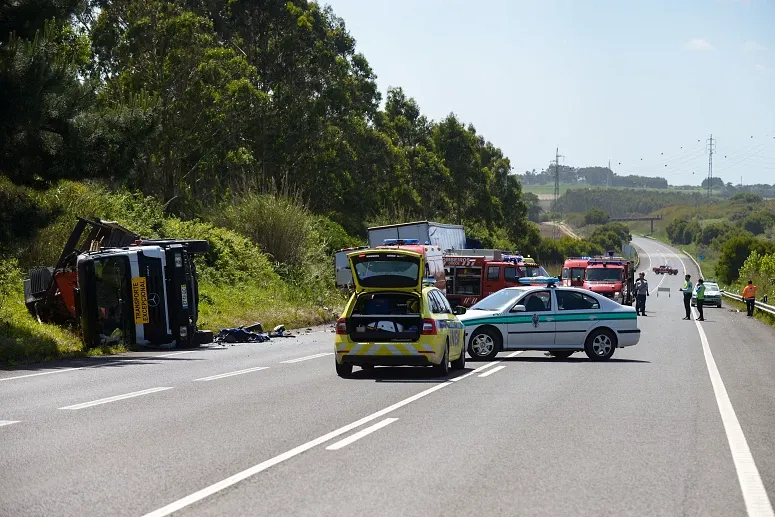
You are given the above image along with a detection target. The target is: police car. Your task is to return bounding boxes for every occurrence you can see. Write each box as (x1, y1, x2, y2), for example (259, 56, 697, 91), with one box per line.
(458, 281, 640, 361)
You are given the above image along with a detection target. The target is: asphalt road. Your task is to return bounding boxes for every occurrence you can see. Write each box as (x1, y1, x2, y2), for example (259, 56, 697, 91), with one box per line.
(2, 238, 775, 517)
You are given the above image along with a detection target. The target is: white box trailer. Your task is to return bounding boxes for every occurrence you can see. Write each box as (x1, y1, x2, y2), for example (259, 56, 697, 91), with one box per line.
(367, 221, 466, 251)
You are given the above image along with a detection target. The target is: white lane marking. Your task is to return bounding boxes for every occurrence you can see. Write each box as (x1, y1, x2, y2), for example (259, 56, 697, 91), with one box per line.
(193, 366, 269, 382)
(141, 360, 499, 517)
(59, 387, 173, 410)
(156, 351, 198, 358)
(0, 367, 84, 382)
(692, 307, 775, 517)
(449, 360, 501, 382)
(0, 420, 21, 427)
(478, 365, 506, 378)
(280, 352, 334, 364)
(325, 418, 399, 451)
(505, 351, 523, 358)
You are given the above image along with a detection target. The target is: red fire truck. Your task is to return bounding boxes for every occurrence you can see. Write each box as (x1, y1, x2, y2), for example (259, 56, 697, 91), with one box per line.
(444, 250, 553, 307)
(561, 257, 590, 287)
(582, 253, 635, 305)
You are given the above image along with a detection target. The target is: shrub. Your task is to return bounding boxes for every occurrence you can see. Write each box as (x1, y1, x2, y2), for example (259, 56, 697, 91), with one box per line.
(716, 235, 775, 285)
(583, 207, 610, 225)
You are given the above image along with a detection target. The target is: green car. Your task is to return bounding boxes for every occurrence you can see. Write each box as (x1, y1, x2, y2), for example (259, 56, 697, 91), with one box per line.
(691, 281, 722, 308)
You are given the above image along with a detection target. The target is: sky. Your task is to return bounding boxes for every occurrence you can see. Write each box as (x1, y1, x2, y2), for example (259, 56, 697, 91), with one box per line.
(322, 0, 775, 185)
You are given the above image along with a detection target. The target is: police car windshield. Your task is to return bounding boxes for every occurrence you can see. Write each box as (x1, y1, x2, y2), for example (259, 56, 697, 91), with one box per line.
(470, 289, 523, 311)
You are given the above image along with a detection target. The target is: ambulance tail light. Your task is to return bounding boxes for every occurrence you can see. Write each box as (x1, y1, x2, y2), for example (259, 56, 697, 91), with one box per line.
(421, 319, 437, 335)
(336, 318, 348, 335)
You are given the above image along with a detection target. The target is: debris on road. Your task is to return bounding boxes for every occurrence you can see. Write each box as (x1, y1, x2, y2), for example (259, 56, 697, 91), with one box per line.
(212, 323, 295, 345)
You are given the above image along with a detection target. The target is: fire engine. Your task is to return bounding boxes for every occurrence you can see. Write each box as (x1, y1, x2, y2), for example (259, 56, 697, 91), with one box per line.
(561, 257, 590, 287)
(582, 252, 635, 305)
(444, 250, 554, 307)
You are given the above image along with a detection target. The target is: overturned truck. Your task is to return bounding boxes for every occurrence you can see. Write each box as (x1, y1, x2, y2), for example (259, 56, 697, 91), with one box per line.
(23, 217, 213, 349)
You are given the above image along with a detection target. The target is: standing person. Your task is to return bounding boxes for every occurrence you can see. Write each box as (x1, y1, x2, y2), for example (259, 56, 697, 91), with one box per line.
(680, 274, 693, 320)
(695, 278, 706, 321)
(634, 272, 649, 316)
(742, 280, 758, 317)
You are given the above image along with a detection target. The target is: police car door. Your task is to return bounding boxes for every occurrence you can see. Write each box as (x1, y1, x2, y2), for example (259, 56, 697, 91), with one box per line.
(506, 290, 556, 348)
(553, 289, 601, 347)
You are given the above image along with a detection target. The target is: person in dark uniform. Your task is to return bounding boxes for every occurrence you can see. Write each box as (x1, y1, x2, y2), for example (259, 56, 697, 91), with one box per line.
(680, 274, 693, 320)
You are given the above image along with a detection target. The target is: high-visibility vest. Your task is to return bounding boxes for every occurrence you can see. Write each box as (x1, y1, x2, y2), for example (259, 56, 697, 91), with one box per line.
(742, 285, 757, 299)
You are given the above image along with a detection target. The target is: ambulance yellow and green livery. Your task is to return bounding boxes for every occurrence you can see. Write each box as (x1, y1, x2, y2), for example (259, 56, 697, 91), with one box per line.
(334, 248, 466, 378)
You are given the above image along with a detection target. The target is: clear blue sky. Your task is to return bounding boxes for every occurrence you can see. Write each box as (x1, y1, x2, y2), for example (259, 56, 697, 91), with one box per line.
(323, 0, 775, 186)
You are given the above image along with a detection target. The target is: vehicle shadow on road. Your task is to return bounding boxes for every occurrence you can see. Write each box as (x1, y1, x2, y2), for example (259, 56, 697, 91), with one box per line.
(348, 366, 479, 383)
(467, 357, 651, 364)
(0, 355, 204, 375)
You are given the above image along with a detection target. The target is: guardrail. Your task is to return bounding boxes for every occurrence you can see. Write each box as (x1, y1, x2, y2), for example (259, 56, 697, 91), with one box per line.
(682, 250, 775, 317)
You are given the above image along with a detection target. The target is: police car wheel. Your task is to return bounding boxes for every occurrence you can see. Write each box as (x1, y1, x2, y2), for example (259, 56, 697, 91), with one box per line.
(336, 361, 353, 378)
(584, 329, 617, 361)
(434, 343, 450, 376)
(468, 328, 501, 361)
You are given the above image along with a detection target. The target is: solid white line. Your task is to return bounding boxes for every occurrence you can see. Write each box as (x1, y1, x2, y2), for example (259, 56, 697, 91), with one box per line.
(156, 351, 198, 358)
(0, 367, 83, 382)
(505, 351, 523, 358)
(655, 240, 775, 516)
(449, 360, 501, 382)
(325, 418, 399, 451)
(193, 366, 269, 382)
(692, 308, 775, 517)
(478, 365, 506, 378)
(280, 352, 334, 364)
(59, 387, 173, 410)
(0, 420, 21, 427)
(141, 360, 500, 517)
(649, 250, 670, 294)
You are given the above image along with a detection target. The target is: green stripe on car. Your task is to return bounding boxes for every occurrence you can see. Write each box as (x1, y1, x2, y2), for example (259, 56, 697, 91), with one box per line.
(462, 311, 636, 326)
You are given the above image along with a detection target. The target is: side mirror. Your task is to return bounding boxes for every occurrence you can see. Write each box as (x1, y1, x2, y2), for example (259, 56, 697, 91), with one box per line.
(511, 304, 527, 313)
(454, 306, 467, 316)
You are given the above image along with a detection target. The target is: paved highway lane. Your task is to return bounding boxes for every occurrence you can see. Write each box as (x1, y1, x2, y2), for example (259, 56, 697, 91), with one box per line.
(2, 240, 775, 517)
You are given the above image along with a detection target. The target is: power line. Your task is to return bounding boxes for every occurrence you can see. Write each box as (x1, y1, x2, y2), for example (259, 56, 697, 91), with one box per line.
(552, 147, 564, 239)
(706, 134, 715, 204)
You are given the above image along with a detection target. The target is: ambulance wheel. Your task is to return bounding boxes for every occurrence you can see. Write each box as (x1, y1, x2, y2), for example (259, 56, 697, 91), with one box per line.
(468, 327, 501, 361)
(584, 329, 617, 361)
(433, 343, 450, 376)
(549, 351, 574, 359)
(336, 361, 353, 378)
(450, 341, 466, 370)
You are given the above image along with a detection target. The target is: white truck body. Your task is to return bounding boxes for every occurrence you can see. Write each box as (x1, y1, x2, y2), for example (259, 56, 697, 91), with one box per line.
(366, 221, 466, 251)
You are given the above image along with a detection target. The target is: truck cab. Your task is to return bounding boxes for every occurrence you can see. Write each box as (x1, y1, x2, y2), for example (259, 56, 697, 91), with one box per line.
(444, 250, 553, 307)
(582, 254, 634, 306)
(562, 257, 590, 287)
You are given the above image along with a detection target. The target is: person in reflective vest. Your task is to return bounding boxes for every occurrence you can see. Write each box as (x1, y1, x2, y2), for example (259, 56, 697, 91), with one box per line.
(742, 280, 758, 317)
(694, 279, 706, 321)
(680, 274, 693, 320)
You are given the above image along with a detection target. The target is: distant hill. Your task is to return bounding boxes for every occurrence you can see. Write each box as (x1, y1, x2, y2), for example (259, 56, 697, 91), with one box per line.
(517, 166, 668, 189)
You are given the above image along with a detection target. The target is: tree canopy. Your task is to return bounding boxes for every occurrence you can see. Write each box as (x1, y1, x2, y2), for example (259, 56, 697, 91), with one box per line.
(0, 0, 534, 246)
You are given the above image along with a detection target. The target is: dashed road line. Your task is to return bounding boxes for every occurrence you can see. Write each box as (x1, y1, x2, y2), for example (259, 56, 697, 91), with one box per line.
(0, 367, 84, 382)
(156, 351, 199, 358)
(193, 366, 269, 382)
(450, 360, 500, 382)
(325, 418, 399, 451)
(505, 351, 523, 358)
(0, 420, 21, 427)
(141, 360, 500, 517)
(59, 387, 173, 410)
(478, 365, 506, 378)
(280, 352, 334, 364)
